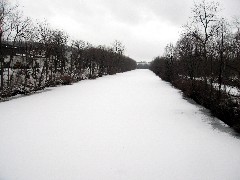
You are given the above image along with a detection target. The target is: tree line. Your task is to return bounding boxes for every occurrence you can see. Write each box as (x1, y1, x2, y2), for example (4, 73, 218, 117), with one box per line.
(150, 0, 240, 132)
(136, 61, 150, 69)
(0, 0, 136, 99)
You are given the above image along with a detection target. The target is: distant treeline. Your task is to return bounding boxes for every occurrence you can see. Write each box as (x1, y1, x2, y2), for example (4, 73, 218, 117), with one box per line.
(137, 62, 150, 69)
(0, 0, 136, 99)
(150, 0, 240, 132)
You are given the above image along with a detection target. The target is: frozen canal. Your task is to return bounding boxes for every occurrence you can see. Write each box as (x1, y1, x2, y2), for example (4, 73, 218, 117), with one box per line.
(0, 69, 240, 180)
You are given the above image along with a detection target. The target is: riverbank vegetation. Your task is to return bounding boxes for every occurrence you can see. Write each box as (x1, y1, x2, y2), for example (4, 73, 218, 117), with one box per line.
(0, 0, 136, 100)
(150, 0, 240, 132)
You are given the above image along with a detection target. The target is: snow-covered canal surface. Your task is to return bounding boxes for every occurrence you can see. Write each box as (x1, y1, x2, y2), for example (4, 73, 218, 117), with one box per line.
(1, 69, 240, 180)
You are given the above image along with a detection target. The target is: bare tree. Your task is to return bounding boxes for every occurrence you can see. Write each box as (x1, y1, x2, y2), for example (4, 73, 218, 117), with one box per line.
(0, 0, 17, 90)
(191, 0, 220, 83)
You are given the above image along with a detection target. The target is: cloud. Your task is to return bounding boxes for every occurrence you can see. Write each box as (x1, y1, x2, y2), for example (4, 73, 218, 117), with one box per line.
(221, 0, 240, 19)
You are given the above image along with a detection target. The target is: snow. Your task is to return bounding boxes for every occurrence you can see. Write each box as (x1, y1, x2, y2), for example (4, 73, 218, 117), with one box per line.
(181, 75, 240, 97)
(212, 83, 240, 96)
(0, 69, 240, 180)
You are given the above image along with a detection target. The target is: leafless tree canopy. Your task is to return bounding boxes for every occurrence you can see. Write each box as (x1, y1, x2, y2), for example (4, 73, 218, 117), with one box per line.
(150, 0, 240, 132)
(0, 0, 136, 98)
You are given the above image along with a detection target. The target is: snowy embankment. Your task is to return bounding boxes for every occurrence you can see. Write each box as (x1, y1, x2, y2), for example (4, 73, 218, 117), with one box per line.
(212, 83, 240, 96)
(182, 76, 240, 96)
(0, 69, 240, 180)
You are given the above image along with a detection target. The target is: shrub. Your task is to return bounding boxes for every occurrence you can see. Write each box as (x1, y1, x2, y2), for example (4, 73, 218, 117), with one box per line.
(60, 75, 72, 85)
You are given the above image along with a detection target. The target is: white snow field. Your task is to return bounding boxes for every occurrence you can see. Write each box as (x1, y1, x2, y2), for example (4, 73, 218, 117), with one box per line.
(1, 69, 240, 180)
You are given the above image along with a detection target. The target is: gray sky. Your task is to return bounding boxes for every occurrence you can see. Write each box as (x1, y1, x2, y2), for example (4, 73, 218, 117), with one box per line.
(16, 0, 240, 62)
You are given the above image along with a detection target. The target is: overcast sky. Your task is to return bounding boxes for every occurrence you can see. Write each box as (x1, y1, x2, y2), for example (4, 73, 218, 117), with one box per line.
(16, 0, 240, 62)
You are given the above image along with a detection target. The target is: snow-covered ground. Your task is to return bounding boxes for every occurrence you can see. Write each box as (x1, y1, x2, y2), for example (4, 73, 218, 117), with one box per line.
(0, 69, 240, 180)
(181, 76, 240, 97)
(212, 83, 240, 96)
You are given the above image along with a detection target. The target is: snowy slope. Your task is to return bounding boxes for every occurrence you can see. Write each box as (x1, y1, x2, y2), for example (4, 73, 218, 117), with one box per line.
(0, 69, 240, 180)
